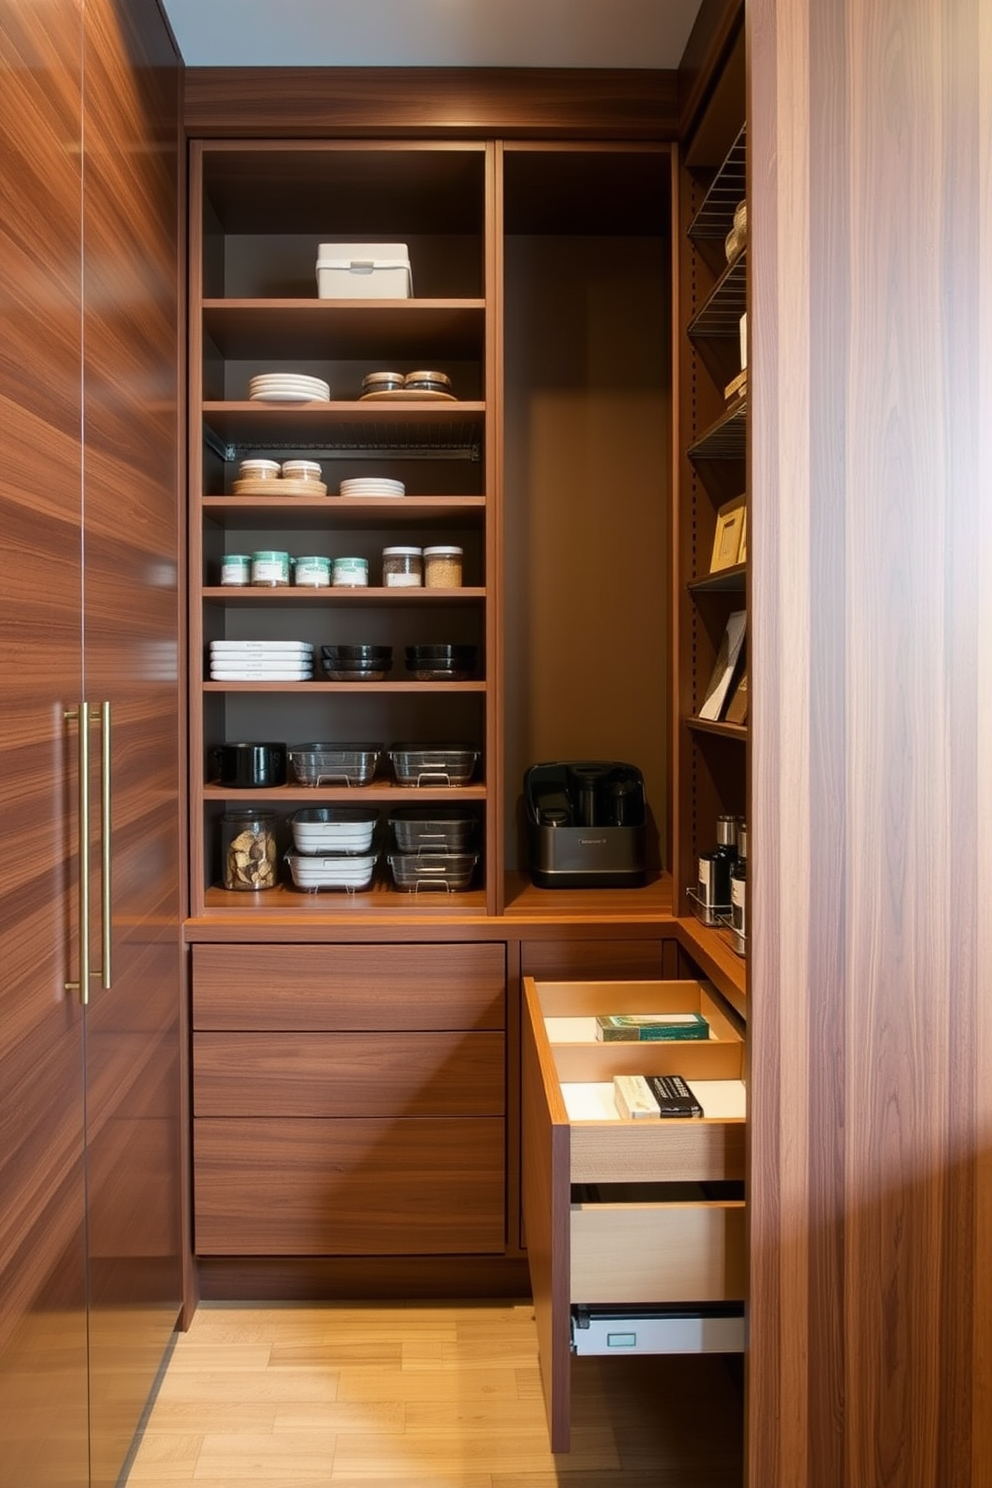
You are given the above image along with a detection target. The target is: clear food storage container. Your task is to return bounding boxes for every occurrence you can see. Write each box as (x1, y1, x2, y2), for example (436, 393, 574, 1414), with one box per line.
(287, 743, 382, 788)
(388, 806, 478, 853)
(388, 744, 479, 788)
(387, 851, 478, 892)
(423, 546, 463, 587)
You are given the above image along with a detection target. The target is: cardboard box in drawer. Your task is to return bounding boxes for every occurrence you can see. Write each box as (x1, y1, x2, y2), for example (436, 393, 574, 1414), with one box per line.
(316, 242, 413, 298)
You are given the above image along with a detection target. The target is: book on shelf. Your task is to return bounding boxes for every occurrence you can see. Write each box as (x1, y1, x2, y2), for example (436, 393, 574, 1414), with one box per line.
(724, 368, 748, 402)
(613, 1074, 661, 1120)
(698, 610, 747, 721)
(724, 664, 749, 725)
(596, 1012, 710, 1042)
(613, 1073, 704, 1120)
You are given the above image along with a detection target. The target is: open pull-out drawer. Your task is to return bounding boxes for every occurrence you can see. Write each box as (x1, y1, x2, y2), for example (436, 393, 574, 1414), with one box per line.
(521, 976, 746, 1453)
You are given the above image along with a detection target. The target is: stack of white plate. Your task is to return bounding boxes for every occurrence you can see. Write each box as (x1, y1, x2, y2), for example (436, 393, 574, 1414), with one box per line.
(209, 640, 314, 681)
(338, 477, 406, 498)
(248, 373, 330, 403)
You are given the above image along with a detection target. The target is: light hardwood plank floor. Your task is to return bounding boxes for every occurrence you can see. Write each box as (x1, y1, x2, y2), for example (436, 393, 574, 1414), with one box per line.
(126, 1301, 743, 1487)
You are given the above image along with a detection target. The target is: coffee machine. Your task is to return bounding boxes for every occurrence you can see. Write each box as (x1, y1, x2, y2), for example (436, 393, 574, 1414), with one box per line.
(523, 760, 647, 888)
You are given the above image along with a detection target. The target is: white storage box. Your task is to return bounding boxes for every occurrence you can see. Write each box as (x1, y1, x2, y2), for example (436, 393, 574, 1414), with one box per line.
(316, 242, 412, 299)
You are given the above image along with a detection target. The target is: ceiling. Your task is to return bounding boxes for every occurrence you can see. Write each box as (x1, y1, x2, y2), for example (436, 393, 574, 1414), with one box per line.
(159, 0, 705, 70)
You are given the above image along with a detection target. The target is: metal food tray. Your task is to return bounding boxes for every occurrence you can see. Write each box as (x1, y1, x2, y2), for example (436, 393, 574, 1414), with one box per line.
(387, 851, 478, 892)
(287, 744, 382, 788)
(387, 745, 479, 788)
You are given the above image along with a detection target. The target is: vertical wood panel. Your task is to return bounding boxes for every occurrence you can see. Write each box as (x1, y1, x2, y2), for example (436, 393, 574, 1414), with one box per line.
(748, 0, 992, 1484)
(0, 3, 88, 1484)
(81, 0, 182, 1483)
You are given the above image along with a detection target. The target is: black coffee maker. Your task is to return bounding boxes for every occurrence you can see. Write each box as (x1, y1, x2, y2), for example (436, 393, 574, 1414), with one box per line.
(523, 760, 647, 888)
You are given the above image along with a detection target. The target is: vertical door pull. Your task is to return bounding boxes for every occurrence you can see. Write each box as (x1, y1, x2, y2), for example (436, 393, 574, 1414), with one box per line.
(64, 702, 91, 1004)
(98, 700, 112, 989)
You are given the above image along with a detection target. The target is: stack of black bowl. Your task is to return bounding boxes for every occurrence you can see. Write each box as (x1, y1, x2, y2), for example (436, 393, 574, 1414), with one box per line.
(321, 644, 393, 681)
(405, 644, 477, 681)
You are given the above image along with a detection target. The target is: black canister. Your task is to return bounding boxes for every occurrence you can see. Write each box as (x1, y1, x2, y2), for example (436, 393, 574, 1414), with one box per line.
(212, 741, 287, 788)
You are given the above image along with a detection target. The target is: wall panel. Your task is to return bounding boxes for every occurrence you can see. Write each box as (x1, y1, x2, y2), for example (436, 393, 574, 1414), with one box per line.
(747, 1, 992, 1484)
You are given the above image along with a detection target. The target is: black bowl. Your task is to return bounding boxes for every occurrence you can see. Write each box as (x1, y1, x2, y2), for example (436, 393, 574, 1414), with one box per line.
(322, 643, 393, 663)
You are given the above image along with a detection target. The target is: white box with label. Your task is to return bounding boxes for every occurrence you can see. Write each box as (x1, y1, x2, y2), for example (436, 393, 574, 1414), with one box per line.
(316, 242, 413, 299)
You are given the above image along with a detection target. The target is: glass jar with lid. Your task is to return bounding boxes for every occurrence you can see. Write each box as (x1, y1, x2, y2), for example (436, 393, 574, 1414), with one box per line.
(382, 546, 423, 587)
(423, 545, 463, 588)
(220, 809, 278, 891)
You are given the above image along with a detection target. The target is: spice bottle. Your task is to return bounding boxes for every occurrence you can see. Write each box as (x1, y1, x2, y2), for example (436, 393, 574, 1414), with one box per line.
(251, 550, 291, 587)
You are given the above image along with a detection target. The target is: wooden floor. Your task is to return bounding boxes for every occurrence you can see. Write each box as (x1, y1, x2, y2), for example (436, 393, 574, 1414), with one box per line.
(125, 1300, 743, 1486)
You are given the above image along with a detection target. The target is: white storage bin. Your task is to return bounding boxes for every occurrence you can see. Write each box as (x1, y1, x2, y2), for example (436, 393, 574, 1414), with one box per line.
(316, 242, 413, 299)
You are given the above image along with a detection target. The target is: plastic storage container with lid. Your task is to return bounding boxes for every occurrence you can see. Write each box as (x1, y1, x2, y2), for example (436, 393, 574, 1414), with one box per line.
(281, 460, 324, 482)
(293, 555, 331, 587)
(382, 546, 423, 587)
(423, 546, 463, 587)
(221, 553, 252, 586)
(316, 243, 412, 300)
(332, 556, 369, 588)
(238, 458, 280, 481)
(251, 550, 291, 586)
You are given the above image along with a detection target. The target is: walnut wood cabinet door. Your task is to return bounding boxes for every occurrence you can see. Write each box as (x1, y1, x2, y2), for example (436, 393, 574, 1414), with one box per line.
(80, 1, 183, 1483)
(0, 5, 89, 1484)
(0, 1, 182, 1485)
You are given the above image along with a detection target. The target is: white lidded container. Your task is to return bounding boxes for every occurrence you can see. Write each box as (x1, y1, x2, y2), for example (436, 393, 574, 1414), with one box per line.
(316, 243, 413, 299)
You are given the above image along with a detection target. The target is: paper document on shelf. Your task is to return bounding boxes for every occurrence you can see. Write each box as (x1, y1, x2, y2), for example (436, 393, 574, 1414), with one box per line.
(698, 610, 746, 721)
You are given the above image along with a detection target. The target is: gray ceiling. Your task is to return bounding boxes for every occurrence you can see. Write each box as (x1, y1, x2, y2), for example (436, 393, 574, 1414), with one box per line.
(159, 0, 704, 69)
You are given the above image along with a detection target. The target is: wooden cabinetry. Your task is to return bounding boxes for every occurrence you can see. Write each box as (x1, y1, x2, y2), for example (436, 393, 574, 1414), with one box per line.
(191, 943, 506, 1255)
(674, 18, 748, 996)
(521, 974, 745, 1451)
(189, 141, 499, 916)
(0, 1, 184, 1483)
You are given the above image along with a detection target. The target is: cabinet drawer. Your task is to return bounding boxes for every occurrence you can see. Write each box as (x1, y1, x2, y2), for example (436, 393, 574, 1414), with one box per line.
(194, 1116, 505, 1255)
(192, 942, 505, 1031)
(570, 1197, 745, 1304)
(193, 1031, 505, 1117)
(521, 974, 746, 1453)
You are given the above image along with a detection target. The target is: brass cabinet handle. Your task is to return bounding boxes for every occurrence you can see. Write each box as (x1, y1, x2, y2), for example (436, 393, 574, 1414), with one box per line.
(64, 702, 92, 1004)
(98, 700, 112, 990)
(64, 700, 112, 1002)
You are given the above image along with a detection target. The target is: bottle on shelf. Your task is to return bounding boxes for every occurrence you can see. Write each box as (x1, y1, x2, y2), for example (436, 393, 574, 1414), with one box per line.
(730, 819, 747, 955)
(696, 813, 738, 927)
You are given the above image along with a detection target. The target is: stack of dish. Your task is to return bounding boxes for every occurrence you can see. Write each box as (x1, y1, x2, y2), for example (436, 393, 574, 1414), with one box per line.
(287, 743, 382, 788)
(209, 640, 313, 681)
(405, 644, 477, 681)
(338, 477, 405, 498)
(248, 373, 330, 403)
(320, 644, 393, 681)
(284, 806, 380, 893)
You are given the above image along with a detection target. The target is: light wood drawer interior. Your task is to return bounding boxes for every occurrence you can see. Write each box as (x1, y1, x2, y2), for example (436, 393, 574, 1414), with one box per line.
(570, 1194, 746, 1304)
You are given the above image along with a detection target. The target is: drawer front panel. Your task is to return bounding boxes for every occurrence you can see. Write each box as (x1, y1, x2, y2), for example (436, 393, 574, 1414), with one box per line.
(570, 1120, 746, 1185)
(520, 939, 679, 982)
(570, 1201, 746, 1304)
(194, 1116, 505, 1255)
(192, 942, 506, 1031)
(194, 1031, 505, 1117)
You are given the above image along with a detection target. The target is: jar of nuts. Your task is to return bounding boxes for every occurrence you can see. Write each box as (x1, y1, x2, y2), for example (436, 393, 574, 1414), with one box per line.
(423, 545, 463, 588)
(220, 809, 279, 891)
